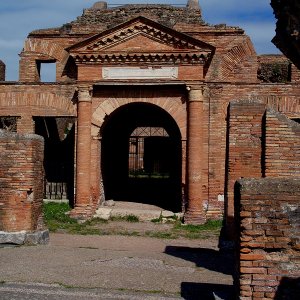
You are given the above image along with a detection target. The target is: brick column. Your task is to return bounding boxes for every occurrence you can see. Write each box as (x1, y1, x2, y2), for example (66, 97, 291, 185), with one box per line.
(184, 85, 206, 224)
(71, 85, 93, 218)
(90, 135, 105, 208)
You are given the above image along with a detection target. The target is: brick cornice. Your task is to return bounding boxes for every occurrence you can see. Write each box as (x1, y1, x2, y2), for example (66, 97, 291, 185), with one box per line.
(73, 52, 208, 65)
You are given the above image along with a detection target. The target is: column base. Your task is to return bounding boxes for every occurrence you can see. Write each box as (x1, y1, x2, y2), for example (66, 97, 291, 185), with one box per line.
(69, 205, 95, 220)
(184, 209, 206, 225)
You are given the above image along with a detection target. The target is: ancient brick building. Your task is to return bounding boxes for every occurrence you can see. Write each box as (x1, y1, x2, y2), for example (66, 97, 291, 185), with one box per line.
(0, 0, 300, 231)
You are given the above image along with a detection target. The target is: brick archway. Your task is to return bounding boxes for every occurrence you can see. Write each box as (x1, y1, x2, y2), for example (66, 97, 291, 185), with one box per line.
(99, 101, 183, 211)
(92, 92, 186, 140)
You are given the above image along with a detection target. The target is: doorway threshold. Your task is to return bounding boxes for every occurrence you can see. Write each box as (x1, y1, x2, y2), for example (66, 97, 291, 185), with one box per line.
(94, 201, 183, 222)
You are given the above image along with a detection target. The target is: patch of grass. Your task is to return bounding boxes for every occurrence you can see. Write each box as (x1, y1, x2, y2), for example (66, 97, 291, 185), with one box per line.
(110, 214, 139, 223)
(118, 231, 140, 237)
(174, 219, 222, 232)
(145, 231, 174, 239)
(43, 202, 76, 224)
(151, 211, 163, 223)
(55, 282, 76, 289)
(125, 214, 139, 222)
(43, 202, 84, 233)
(43, 202, 222, 239)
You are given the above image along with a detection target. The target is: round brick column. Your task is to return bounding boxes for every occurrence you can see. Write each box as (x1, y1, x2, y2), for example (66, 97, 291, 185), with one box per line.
(71, 85, 93, 218)
(184, 86, 206, 224)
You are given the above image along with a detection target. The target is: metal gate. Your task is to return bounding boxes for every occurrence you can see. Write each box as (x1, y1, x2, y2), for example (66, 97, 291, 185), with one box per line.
(128, 127, 170, 178)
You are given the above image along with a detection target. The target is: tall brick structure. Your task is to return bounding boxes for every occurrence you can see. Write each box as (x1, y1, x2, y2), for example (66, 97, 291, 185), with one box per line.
(0, 130, 49, 244)
(0, 0, 300, 227)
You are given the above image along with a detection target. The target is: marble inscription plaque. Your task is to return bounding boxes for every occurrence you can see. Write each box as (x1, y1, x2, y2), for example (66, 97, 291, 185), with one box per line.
(102, 67, 178, 79)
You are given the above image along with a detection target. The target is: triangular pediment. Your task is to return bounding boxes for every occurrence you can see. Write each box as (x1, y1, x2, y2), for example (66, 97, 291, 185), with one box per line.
(98, 33, 177, 52)
(67, 16, 214, 64)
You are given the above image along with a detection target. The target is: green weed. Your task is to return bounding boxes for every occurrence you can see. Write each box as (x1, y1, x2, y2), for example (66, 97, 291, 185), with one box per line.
(110, 214, 139, 223)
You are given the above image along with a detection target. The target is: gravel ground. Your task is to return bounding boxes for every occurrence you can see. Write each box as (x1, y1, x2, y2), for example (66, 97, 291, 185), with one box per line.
(0, 231, 235, 299)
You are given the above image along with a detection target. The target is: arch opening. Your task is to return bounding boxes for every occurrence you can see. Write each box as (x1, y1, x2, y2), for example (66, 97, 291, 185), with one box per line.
(101, 102, 182, 212)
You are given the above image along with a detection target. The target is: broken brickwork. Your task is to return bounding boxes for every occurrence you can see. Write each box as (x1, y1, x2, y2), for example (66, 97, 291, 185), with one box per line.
(235, 178, 300, 299)
(226, 102, 300, 233)
(0, 130, 44, 232)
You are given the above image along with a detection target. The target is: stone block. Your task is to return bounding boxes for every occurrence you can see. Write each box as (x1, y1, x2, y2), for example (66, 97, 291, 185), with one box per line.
(0, 231, 26, 245)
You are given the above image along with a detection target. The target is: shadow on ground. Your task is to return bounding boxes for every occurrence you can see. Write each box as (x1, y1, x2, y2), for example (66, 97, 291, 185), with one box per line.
(165, 246, 234, 275)
(165, 246, 235, 300)
(181, 282, 235, 300)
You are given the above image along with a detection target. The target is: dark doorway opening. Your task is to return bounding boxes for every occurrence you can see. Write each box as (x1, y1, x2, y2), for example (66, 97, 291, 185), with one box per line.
(101, 102, 182, 212)
(34, 117, 75, 206)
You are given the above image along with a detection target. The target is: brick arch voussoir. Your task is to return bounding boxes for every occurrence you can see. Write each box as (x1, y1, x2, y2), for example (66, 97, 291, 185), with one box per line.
(24, 39, 69, 63)
(0, 92, 76, 116)
(92, 97, 186, 138)
(220, 37, 256, 80)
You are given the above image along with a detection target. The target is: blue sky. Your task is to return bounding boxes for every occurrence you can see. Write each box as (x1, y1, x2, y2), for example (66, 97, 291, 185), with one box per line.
(0, 0, 279, 81)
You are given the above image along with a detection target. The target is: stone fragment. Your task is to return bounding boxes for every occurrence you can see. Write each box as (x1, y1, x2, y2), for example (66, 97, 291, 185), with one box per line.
(0, 231, 26, 245)
(94, 207, 112, 220)
(103, 200, 115, 207)
(25, 230, 50, 245)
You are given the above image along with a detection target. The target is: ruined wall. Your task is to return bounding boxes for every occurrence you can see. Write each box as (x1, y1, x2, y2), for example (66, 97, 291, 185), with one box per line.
(265, 109, 300, 178)
(68, 4, 204, 33)
(271, 0, 300, 69)
(0, 130, 44, 232)
(235, 178, 300, 299)
(0, 60, 5, 81)
(207, 83, 300, 218)
(225, 100, 265, 233)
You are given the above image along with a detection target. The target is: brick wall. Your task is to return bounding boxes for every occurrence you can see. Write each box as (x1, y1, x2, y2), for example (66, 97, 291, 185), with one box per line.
(226, 100, 265, 231)
(265, 109, 300, 177)
(206, 83, 300, 220)
(0, 130, 45, 232)
(235, 178, 300, 299)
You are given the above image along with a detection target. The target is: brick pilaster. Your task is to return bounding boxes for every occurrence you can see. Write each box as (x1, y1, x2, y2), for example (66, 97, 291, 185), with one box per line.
(184, 85, 206, 224)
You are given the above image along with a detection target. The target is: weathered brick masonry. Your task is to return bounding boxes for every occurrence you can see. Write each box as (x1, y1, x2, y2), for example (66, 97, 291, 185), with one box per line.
(265, 109, 300, 177)
(235, 178, 300, 299)
(224, 96, 300, 229)
(0, 1, 300, 230)
(0, 130, 44, 232)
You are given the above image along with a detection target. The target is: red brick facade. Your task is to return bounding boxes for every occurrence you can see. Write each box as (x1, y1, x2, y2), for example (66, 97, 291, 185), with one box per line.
(0, 2, 300, 227)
